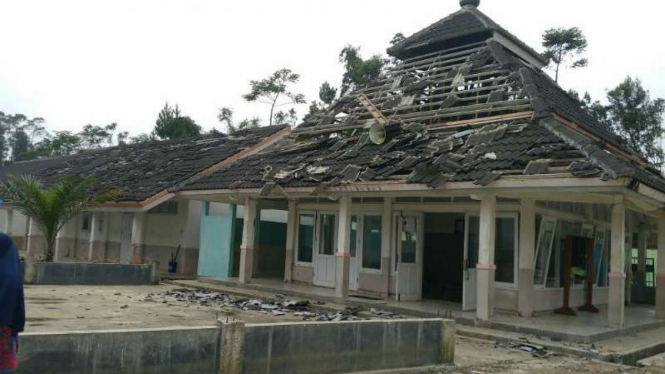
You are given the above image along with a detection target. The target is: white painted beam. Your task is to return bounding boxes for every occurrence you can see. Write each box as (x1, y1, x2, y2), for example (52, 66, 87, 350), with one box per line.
(239, 198, 257, 284)
(518, 198, 535, 318)
(283, 200, 297, 282)
(477, 194, 496, 321)
(609, 202, 626, 328)
(335, 196, 352, 298)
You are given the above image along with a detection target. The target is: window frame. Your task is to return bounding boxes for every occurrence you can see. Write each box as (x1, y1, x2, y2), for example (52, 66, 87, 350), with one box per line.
(533, 216, 558, 289)
(359, 213, 383, 274)
(466, 211, 519, 289)
(316, 211, 338, 257)
(295, 211, 316, 267)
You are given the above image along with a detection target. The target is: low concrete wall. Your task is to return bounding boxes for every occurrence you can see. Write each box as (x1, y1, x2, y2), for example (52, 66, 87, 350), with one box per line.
(17, 319, 454, 374)
(24, 262, 158, 285)
(17, 327, 219, 374)
(242, 319, 454, 374)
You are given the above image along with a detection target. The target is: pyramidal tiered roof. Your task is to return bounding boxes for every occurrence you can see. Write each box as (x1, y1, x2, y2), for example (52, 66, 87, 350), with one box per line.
(178, 1, 665, 195)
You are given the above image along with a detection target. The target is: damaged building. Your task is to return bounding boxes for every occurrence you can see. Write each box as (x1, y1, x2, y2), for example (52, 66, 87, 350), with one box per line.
(0, 125, 289, 275)
(175, 0, 665, 328)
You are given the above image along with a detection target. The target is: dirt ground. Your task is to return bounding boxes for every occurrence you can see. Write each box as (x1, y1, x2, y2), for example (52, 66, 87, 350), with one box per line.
(24, 285, 665, 374)
(24, 284, 314, 332)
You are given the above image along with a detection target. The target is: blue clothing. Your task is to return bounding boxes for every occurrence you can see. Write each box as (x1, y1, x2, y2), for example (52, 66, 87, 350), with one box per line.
(0, 233, 24, 336)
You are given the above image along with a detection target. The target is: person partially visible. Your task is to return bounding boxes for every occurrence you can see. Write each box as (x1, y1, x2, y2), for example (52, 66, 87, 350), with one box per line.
(0, 233, 24, 373)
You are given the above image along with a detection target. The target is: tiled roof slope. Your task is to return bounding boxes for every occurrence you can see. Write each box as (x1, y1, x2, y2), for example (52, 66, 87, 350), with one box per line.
(179, 39, 665, 195)
(180, 119, 590, 192)
(0, 125, 286, 202)
(387, 7, 547, 65)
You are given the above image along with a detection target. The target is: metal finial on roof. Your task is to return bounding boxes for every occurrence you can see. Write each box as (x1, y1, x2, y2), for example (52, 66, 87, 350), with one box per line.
(460, 0, 480, 9)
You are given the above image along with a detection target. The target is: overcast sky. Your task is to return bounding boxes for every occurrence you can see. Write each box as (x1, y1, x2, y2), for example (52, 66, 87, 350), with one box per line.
(1, 0, 663, 136)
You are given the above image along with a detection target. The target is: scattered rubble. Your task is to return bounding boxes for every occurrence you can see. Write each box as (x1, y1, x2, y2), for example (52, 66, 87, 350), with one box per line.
(153, 288, 403, 322)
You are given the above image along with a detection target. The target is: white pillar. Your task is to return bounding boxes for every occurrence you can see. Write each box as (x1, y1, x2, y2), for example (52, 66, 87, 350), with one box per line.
(26, 218, 36, 258)
(284, 200, 297, 282)
(656, 213, 665, 318)
(335, 196, 352, 298)
(381, 197, 394, 298)
(4, 209, 13, 236)
(130, 212, 145, 264)
(54, 223, 66, 262)
(88, 213, 100, 262)
(609, 202, 626, 328)
(518, 198, 536, 318)
(239, 198, 257, 284)
(477, 194, 496, 321)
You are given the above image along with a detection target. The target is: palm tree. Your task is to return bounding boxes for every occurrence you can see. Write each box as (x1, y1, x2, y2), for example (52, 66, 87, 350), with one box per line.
(0, 175, 115, 261)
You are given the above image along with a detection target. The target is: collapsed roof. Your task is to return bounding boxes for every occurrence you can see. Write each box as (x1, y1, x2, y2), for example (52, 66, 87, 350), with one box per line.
(178, 2, 665, 196)
(0, 125, 287, 203)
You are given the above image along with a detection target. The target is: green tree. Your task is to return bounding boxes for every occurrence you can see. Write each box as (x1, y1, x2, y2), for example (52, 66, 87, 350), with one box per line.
(542, 27, 588, 83)
(242, 68, 306, 126)
(0, 175, 115, 261)
(319, 82, 337, 105)
(339, 45, 387, 93)
(80, 123, 118, 148)
(217, 107, 262, 134)
(273, 108, 298, 126)
(605, 77, 665, 165)
(154, 103, 201, 140)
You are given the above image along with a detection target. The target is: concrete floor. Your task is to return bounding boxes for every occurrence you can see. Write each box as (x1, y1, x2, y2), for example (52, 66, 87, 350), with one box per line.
(24, 284, 321, 332)
(209, 277, 663, 340)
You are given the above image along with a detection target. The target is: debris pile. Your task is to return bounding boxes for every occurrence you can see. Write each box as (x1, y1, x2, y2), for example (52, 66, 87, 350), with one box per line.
(151, 288, 403, 322)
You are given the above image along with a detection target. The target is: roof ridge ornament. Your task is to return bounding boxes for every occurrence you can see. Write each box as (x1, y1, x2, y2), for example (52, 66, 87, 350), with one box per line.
(460, 0, 480, 9)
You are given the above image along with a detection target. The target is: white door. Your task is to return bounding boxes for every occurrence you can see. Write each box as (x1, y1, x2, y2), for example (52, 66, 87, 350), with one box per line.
(314, 213, 337, 288)
(349, 215, 360, 291)
(119, 213, 133, 264)
(396, 213, 423, 301)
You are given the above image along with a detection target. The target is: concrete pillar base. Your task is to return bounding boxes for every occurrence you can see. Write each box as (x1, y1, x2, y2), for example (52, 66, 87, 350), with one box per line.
(88, 241, 106, 263)
(284, 250, 294, 282)
(657, 275, 665, 319)
(335, 254, 351, 298)
(609, 273, 626, 328)
(440, 319, 456, 364)
(476, 268, 495, 321)
(381, 256, 391, 298)
(218, 320, 245, 374)
(239, 246, 254, 284)
(517, 268, 534, 318)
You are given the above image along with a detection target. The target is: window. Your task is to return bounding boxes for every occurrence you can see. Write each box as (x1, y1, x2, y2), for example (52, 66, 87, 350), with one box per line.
(400, 216, 417, 264)
(149, 201, 178, 215)
(594, 229, 609, 287)
(495, 217, 516, 284)
(318, 214, 336, 256)
(297, 214, 315, 263)
(534, 217, 557, 286)
(362, 215, 382, 270)
(466, 214, 517, 285)
(81, 213, 92, 231)
(350, 215, 358, 257)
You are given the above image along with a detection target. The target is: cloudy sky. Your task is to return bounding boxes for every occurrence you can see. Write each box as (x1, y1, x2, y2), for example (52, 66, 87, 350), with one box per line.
(0, 0, 663, 136)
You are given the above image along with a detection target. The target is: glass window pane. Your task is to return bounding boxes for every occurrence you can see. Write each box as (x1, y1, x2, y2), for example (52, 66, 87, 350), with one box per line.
(495, 217, 516, 283)
(362, 215, 382, 269)
(350, 215, 358, 257)
(534, 218, 556, 285)
(467, 216, 479, 268)
(319, 214, 336, 255)
(401, 216, 417, 264)
(297, 214, 314, 263)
